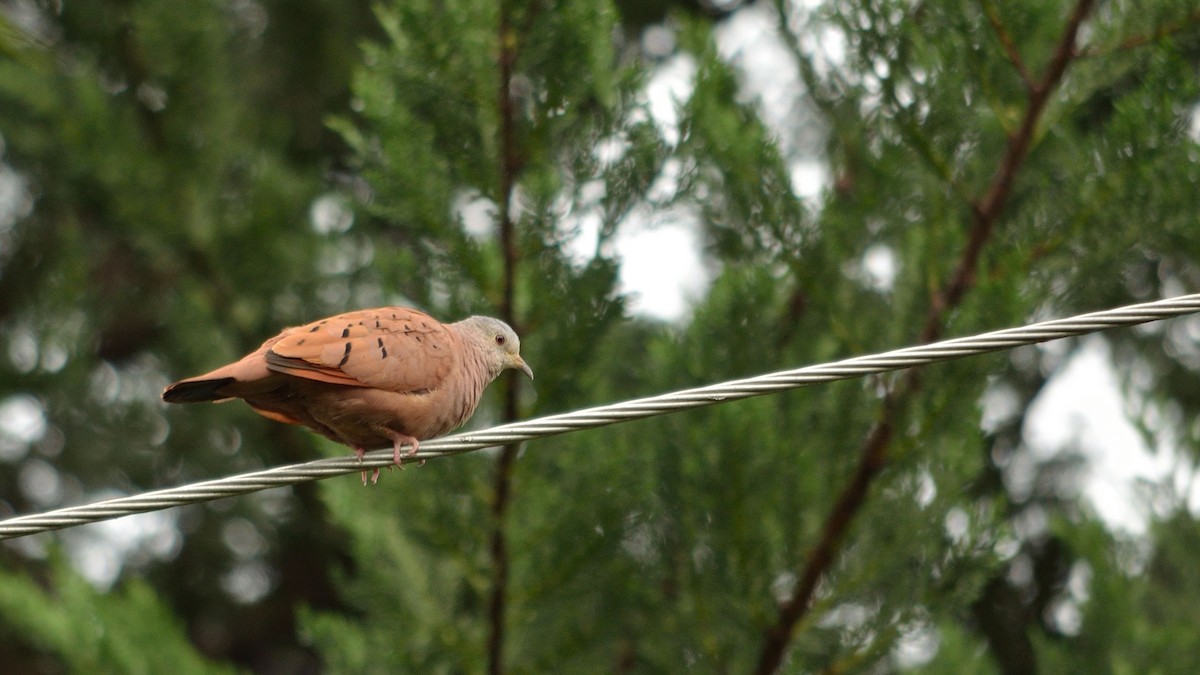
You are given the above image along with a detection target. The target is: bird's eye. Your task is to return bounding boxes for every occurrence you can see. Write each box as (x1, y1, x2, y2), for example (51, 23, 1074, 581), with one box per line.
(495, 334, 506, 346)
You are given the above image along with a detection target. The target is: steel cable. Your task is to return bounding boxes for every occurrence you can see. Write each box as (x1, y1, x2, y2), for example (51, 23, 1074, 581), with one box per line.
(2, 293, 1197, 539)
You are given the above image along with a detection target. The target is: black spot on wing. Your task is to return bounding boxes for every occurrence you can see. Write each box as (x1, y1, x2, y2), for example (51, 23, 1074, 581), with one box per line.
(338, 342, 352, 367)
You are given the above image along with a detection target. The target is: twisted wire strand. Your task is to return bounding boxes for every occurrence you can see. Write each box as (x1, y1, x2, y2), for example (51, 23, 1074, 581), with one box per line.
(2, 293, 1198, 540)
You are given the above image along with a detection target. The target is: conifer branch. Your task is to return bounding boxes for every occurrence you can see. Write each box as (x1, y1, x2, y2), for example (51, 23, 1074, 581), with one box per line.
(754, 2, 1097, 671)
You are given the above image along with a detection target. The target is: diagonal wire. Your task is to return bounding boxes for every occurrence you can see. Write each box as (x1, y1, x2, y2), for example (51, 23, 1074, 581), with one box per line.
(2, 293, 1198, 540)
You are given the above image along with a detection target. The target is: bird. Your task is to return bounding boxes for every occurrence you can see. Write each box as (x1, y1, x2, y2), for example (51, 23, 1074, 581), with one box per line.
(162, 307, 532, 483)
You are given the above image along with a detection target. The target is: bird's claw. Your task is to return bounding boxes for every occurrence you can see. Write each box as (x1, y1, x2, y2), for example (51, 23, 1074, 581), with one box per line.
(355, 438, 421, 486)
(391, 438, 420, 470)
(354, 447, 381, 486)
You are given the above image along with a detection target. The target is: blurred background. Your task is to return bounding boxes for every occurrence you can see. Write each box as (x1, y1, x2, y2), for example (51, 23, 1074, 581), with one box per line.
(2, 0, 1200, 672)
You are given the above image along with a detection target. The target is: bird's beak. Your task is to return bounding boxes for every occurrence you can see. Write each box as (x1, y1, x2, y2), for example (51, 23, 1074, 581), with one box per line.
(511, 355, 534, 380)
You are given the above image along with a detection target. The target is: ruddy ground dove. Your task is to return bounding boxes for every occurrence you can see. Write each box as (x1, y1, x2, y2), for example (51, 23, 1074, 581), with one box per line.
(162, 307, 532, 482)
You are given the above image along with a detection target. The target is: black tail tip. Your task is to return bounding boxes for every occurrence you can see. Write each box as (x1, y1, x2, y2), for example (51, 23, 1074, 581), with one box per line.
(162, 377, 235, 404)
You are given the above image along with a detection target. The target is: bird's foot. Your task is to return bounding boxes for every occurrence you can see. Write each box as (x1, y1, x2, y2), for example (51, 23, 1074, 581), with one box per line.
(392, 436, 420, 467)
(357, 433, 422, 485)
(381, 436, 423, 475)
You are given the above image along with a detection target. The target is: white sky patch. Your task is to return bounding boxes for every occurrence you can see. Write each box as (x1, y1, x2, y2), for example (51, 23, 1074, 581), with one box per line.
(309, 193, 354, 234)
(0, 134, 34, 237)
(860, 243, 897, 292)
(560, 181, 607, 265)
(714, 4, 803, 137)
(63, 506, 181, 589)
(19, 458, 62, 507)
(605, 54, 708, 321)
(613, 8, 835, 321)
(893, 614, 939, 669)
(593, 135, 630, 167)
(0, 394, 46, 457)
(563, 210, 603, 264)
(454, 191, 497, 239)
(794, 11, 848, 81)
(221, 559, 276, 604)
(1024, 338, 1173, 534)
(645, 54, 697, 146)
(0, 164, 31, 234)
(790, 159, 828, 200)
(614, 220, 706, 321)
(641, 23, 676, 59)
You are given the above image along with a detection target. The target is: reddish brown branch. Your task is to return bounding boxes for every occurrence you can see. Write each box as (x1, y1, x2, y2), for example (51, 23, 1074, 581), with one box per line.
(487, 3, 523, 673)
(753, 2, 1095, 671)
(755, 407, 895, 674)
(922, 0, 1095, 344)
(487, 442, 519, 675)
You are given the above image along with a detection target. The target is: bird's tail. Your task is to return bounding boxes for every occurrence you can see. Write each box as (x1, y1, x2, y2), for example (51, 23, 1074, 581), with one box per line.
(162, 377, 236, 403)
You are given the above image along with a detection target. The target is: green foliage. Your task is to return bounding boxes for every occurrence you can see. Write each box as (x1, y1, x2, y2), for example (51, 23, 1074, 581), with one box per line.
(0, 0, 376, 668)
(677, 20, 810, 263)
(3, 0, 1200, 672)
(0, 553, 238, 673)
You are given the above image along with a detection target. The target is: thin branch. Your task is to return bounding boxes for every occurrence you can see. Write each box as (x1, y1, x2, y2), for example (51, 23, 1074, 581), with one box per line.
(753, 1, 1096, 671)
(113, 15, 167, 151)
(487, 443, 518, 675)
(756, 405, 895, 674)
(982, 0, 1033, 89)
(926, 0, 1095, 343)
(487, 2, 523, 673)
(893, 113, 976, 207)
(1076, 8, 1200, 58)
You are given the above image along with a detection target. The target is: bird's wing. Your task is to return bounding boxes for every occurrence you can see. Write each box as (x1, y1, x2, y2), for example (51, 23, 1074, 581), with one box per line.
(266, 307, 458, 393)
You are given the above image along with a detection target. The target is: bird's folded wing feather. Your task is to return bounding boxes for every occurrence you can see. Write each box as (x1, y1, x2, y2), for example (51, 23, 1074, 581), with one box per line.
(265, 307, 457, 392)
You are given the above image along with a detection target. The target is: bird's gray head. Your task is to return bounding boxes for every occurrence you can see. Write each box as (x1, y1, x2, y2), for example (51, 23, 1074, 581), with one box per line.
(457, 316, 533, 380)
